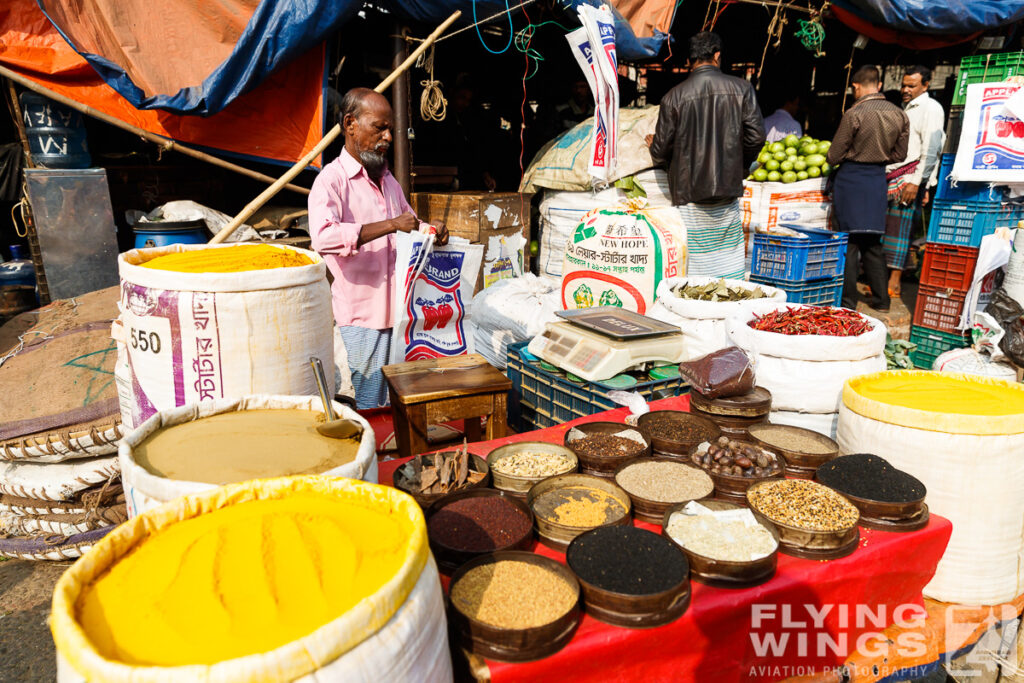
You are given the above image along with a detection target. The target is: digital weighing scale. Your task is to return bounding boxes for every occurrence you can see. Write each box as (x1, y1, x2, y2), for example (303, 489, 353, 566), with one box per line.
(527, 307, 685, 382)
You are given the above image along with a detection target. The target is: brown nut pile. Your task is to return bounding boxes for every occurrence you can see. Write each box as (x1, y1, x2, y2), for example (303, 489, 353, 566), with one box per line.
(691, 436, 782, 478)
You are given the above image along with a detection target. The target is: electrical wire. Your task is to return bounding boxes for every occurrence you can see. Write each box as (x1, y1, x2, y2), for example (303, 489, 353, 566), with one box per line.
(473, 0, 514, 54)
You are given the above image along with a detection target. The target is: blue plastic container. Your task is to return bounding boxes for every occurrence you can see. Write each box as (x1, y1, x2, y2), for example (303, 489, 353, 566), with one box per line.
(0, 245, 37, 288)
(19, 92, 91, 169)
(751, 226, 847, 282)
(933, 154, 1006, 204)
(750, 274, 844, 306)
(927, 199, 1024, 247)
(133, 220, 208, 249)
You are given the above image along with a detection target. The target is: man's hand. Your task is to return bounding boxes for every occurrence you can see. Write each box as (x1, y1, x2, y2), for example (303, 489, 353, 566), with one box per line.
(644, 133, 654, 148)
(900, 182, 919, 205)
(922, 189, 931, 207)
(434, 222, 449, 246)
(392, 211, 418, 234)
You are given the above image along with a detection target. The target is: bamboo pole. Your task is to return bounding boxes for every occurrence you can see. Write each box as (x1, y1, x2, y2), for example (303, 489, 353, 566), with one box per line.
(208, 10, 462, 245)
(0, 65, 311, 196)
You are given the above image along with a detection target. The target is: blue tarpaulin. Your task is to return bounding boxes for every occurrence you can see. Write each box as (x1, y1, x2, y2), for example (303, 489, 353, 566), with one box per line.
(831, 0, 1024, 35)
(33, 0, 671, 117)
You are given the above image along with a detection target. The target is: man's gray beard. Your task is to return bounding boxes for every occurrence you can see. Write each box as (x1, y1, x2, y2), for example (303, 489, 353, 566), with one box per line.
(359, 150, 388, 179)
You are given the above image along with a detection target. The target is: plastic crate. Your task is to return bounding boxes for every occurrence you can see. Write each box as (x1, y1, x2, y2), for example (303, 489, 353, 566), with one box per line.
(909, 326, 968, 369)
(751, 227, 847, 281)
(920, 243, 979, 290)
(750, 274, 844, 306)
(953, 52, 1024, 106)
(913, 284, 968, 334)
(927, 200, 1024, 247)
(505, 341, 687, 432)
(943, 108, 963, 155)
(934, 154, 1006, 204)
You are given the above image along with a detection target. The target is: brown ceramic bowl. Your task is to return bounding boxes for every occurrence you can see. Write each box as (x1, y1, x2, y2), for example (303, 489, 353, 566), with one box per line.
(687, 442, 785, 507)
(486, 442, 578, 497)
(527, 473, 632, 551)
(562, 422, 650, 478)
(425, 488, 536, 573)
(636, 410, 721, 457)
(747, 424, 839, 479)
(613, 457, 714, 524)
(393, 451, 490, 509)
(566, 527, 691, 629)
(661, 499, 779, 587)
(448, 551, 582, 662)
(746, 480, 860, 560)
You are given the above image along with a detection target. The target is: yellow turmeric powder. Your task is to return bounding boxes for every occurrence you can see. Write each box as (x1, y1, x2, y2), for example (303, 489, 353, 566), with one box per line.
(140, 244, 313, 273)
(77, 494, 408, 666)
(850, 372, 1024, 416)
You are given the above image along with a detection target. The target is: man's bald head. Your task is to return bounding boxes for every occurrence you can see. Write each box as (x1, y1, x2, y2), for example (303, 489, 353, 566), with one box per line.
(340, 88, 393, 180)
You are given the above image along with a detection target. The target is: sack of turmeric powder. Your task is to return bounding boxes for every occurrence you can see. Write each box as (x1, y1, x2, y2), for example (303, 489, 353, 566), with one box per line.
(0, 287, 123, 463)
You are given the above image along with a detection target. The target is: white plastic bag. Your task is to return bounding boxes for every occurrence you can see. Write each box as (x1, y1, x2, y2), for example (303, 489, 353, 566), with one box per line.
(470, 275, 562, 369)
(391, 234, 483, 363)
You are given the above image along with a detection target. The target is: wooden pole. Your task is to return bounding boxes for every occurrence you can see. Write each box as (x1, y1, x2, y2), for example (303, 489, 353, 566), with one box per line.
(0, 65, 311, 196)
(208, 10, 462, 245)
(392, 24, 412, 197)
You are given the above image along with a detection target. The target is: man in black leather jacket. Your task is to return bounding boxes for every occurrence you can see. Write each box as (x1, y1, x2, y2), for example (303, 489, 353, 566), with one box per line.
(649, 32, 765, 279)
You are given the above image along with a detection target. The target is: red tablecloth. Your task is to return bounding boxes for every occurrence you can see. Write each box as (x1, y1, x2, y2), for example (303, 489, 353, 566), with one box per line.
(377, 396, 953, 683)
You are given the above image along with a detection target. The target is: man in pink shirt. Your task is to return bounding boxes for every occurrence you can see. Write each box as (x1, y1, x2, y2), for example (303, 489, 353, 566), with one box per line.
(309, 88, 447, 408)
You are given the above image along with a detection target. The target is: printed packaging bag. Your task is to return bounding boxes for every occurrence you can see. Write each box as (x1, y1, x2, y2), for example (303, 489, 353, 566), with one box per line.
(391, 234, 483, 363)
(953, 83, 1024, 182)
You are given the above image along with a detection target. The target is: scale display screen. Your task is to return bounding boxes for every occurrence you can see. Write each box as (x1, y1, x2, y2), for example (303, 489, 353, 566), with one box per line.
(555, 307, 680, 340)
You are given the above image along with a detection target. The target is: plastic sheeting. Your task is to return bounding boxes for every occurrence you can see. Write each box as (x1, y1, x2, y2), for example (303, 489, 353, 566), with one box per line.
(832, 0, 1024, 35)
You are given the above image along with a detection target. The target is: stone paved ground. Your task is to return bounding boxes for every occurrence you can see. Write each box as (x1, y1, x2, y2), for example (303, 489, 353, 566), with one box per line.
(0, 559, 67, 682)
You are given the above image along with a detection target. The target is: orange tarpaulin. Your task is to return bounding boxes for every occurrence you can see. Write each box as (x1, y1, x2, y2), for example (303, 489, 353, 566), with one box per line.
(0, 0, 325, 167)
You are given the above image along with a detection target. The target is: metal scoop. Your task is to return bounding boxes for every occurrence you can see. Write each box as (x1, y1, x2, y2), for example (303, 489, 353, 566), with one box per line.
(310, 357, 363, 440)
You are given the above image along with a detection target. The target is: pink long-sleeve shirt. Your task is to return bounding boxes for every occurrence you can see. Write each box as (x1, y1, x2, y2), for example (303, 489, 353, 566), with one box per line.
(308, 148, 425, 330)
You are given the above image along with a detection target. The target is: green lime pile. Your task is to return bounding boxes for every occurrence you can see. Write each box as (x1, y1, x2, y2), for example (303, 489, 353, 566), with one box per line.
(749, 134, 832, 184)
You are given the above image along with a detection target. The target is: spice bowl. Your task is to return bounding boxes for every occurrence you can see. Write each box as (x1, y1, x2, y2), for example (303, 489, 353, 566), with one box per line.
(566, 526, 691, 629)
(393, 451, 490, 508)
(837, 492, 929, 532)
(448, 551, 582, 662)
(687, 442, 785, 507)
(426, 488, 536, 574)
(748, 424, 839, 479)
(815, 454, 929, 532)
(613, 458, 714, 524)
(527, 473, 632, 551)
(746, 480, 860, 560)
(562, 422, 651, 478)
(486, 442, 578, 498)
(637, 411, 721, 458)
(661, 500, 779, 587)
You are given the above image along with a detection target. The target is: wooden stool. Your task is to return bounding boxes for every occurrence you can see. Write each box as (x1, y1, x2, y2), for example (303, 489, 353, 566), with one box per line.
(382, 354, 512, 459)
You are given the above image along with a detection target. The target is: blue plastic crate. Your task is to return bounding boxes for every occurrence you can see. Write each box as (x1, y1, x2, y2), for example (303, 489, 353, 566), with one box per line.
(934, 154, 1006, 203)
(927, 199, 1024, 247)
(751, 227, 847, 282)
(504, 341, 687, 433)
(751, 274, 844, 306)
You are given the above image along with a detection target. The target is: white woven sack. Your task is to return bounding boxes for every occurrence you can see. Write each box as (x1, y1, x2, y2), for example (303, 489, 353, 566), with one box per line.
(119, 395, 378, 518)
(0, 425, 125, 465)
(751, 178, 832, 231)
(538, 187, 625, 281)
(726, 302, 887, 362)
(769, 410, 839, 439)
(114, 244, 334, 431)
(633, 169, 673, 207)
(648, 277, 785, 361)
(838, 402, 1024, 604)
(934, 347, 1019, 380)
(755, 354, 886, 413)
(470, 275, 561, 369)
(0, 455, 118, 502)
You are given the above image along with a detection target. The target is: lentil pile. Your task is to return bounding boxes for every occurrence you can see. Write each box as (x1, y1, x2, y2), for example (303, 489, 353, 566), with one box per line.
(567, 526, 687, 595)
(666, 505, 777, 561)
(492, 451, 575, 478)
(692, 437, 783, 478)
(816, 454, 926, 503)
(533, 486, 627, 527)
(748, 424, 835, 455)
(615, 461, 713, 503)
(428, 497, 532, 552)
(748, 480, 859, 531)
(643, 414, 718, 444)
(451, 561, 576, 629)
(570, 433, 646, 459)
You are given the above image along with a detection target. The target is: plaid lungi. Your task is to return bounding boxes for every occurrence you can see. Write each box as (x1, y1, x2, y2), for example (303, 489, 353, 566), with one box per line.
(337, 325, 392, 410)
(883, 160, 922, 270)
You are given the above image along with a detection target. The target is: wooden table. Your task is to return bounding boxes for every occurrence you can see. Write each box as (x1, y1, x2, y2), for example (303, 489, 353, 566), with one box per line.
(382, 354, 512, 458)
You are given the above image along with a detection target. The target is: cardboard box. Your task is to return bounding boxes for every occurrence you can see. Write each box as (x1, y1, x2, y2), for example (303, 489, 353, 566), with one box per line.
(411, 192, 533, 292)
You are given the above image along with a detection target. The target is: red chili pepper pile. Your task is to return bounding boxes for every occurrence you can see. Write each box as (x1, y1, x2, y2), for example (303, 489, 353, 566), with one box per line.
(748, 306, 871, 336)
